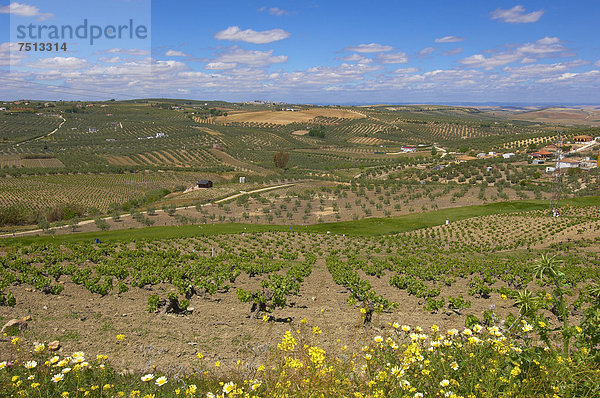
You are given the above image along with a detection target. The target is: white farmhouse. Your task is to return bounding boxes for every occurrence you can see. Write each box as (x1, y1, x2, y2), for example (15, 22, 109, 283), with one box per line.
(556, 158, 580, 169)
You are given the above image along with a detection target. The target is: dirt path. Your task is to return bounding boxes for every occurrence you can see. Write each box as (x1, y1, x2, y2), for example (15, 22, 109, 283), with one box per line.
(15, 115, 65, 147)
(0, 183, 296, 238)
(570, 140, 598, 154)
(209, 148, 271, 175)
(213, 183, 295, 204)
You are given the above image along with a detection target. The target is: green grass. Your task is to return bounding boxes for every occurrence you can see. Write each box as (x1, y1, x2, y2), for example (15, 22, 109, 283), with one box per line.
(307, 196, 600, 235)
(2, 196, 598, 245)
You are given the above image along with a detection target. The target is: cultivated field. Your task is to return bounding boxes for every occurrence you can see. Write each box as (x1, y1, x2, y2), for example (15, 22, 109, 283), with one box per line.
(1, 203, 600, 394)
(0, 154, 64, 168)
(214, 108, 364, 125)
(512, 106, 600, 126)
(1, 99, 599, 397)
(0, 171, 207, 212)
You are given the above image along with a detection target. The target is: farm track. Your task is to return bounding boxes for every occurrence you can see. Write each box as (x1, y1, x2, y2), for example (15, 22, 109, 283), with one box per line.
(0, 183, 296, 238)
(209, 148, 270, 175)
(14, 115, 65, 147)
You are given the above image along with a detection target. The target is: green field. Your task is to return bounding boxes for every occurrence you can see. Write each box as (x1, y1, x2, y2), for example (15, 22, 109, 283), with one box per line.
(1, 99, 600, 398)
(3, 196, 598, 245)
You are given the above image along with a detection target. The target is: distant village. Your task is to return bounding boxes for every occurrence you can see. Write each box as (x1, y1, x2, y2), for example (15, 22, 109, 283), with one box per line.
(455, 134, 599, 172)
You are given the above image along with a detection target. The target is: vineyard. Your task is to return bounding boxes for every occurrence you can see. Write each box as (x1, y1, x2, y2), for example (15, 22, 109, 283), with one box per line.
(0, 171, 204, 212)
(104, 148, 221, 168)
(0, 101, 570, 180)
(0, 112, 62, 145)
(0, 154, 64, 168)
(1, 203, 600, 386)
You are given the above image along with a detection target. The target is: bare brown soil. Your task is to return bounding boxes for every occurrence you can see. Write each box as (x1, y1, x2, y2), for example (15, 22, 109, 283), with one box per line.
(291, 130, 309, 136)
(0, 154, 64, 168)
(214, 109, 364, 125)
(192, 127, 223, 136)
(513, 107, 600, 126)
(0, 259, 517, 375)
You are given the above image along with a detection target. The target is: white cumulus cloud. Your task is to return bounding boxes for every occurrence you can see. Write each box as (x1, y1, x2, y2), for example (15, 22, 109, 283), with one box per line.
(435, 36, 464, 43)
(394, 67, 419, 74)
(418, 47, 435, 56)
(214, 26, 290, 44)
(344, 43, 393, 53)
(28, 57, 88, 69)
(376, 52, 408, 64)
(205, 62, 237, 70)
(106, 48, 151, 56)
(460, 37, 567, 69)
(0, 42, 27, 66)
(0, 2, 53, 20)
(166, 50, 187, 57)
(517, 37, 564, 54)
(339, 54, 372, 63)
(460, 53, 521, 69)
(268, 7, 289, 16)
(214, 47, 287, 66)
(491, 5, 544, 23)
(538, 70, 600, 83)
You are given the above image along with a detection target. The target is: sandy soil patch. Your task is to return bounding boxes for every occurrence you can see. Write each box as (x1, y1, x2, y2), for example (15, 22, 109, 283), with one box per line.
(0, 258, 519, 374)
(0, 154, 64, 168)
(513, 107, 600, 126)
(193, 126, 223, 136)
(214, 108, 364, 125)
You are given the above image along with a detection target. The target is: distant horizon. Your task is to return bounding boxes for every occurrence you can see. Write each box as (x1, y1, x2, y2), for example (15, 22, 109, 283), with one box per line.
(3, 97, 600, 109)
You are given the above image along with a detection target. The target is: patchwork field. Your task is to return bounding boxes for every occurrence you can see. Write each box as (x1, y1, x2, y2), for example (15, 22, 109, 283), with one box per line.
(1, 204, 600, 393)
(214, 108, 364, 125)
(512, 106, 600, 126)
(1, 99, 599, 397)
(0, 171, 207, 212)
(104, 148, 221, 168)
(0, 154, 64, 168)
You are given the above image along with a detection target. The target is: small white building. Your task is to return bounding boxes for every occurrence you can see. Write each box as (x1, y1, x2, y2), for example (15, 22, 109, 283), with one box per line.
(545, 166, 556, 173)
(503, 153, 515, 159)
(156, 132, 165, 138)
(579, 158, 597, 169)
(401, 146, 416, 153)
(0, 107, 6, 111)
(88, 127, 98, 133)
(556, 159, 580, 169)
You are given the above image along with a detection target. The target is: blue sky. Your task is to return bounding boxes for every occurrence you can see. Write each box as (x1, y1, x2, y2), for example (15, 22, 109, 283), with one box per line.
(1, 1, 599, 103)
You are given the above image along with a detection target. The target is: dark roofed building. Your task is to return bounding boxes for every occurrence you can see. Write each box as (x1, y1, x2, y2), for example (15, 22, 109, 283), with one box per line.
(573, 135, 593, 143)
(197, 180, 213, 188)
(531, 150, 553, 158)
